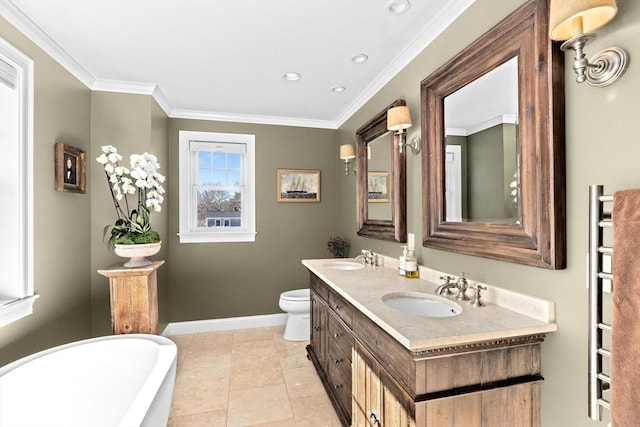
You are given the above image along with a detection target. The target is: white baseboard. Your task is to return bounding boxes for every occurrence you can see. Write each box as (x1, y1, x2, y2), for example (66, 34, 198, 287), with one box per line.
(161, 313, 288, 337)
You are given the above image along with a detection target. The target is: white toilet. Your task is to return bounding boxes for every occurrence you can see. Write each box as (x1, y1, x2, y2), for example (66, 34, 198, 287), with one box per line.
(278, 288, 311, 341)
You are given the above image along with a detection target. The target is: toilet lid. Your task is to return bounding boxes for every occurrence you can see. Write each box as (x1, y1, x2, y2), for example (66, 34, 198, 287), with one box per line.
(281, 289, 310, 301)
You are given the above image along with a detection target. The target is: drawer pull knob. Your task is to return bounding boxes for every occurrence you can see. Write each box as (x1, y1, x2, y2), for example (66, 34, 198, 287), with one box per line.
(334, 333, 341, 338)
(334, 304, 341, 310)
(334, 358, 343, 364)
(334, 384, 343, 389)
(314, 326, 321, 332)
(369, 412, 380, 425)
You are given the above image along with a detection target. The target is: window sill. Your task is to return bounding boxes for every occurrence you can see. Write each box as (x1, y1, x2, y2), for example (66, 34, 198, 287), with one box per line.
(178, 231, 257, 244)
(0, 294, 39, 328)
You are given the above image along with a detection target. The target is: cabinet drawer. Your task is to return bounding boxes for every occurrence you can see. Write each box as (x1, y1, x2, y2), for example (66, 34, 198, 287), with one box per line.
(328, 288, 353, 329)
(328, 312, 355, 356)
(310, 273, 328, 302)
(327, 357, 352, 420)
(328, 330, 352, 384)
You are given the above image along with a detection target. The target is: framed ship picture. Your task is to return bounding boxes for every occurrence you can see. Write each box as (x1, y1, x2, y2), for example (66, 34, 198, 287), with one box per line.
(368, 172, 390, 203)
(277, 169, 320, 202)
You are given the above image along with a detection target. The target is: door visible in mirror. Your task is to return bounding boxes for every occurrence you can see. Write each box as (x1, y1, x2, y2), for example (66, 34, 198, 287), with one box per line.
(367, 132, 392, 221)
(444, 56, 520, 224)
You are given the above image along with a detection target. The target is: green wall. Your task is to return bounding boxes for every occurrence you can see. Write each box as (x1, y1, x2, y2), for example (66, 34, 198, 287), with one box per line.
(335, 0, 640, 426)
(90, 91, 169, 336)
(166, 119, 337, 322)
(468, 124, 504, 220)
(0, 16, 92, 365)
(466, 123, 518, 221)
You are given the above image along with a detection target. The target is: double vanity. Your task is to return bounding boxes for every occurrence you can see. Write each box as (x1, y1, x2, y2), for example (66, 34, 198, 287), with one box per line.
(303, 258, 556, 427)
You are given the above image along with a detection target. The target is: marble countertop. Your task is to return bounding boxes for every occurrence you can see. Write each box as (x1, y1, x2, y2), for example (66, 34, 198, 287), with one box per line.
(302, 258, 557, 352)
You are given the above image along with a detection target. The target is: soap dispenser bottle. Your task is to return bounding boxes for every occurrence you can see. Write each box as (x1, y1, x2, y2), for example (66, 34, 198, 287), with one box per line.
(398, 246, 407, 276)
(405, 249, 419, 279)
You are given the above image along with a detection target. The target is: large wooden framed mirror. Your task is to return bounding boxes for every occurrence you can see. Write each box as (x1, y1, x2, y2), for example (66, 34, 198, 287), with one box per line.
(421, 0, 566, 269)
(356, 100, 407, 242)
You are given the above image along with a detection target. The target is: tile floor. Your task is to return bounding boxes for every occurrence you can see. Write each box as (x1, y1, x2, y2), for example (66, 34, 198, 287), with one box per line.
(168, 325, 342, 427)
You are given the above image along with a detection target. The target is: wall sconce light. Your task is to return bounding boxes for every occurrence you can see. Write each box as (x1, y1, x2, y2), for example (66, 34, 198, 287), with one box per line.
(339, 144, 356, 175)
(387, 106, 420, 154)
(549, 0, 629, 87)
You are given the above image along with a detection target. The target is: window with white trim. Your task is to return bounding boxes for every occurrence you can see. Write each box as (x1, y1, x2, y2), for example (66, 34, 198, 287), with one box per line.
(178, 130, 256, 243)
(0, 37, 36, 327)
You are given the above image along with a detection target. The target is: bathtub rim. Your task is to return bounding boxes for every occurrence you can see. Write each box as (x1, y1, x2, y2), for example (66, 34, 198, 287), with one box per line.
(0, 333, 176, 374)
(0, 333, 177, 427)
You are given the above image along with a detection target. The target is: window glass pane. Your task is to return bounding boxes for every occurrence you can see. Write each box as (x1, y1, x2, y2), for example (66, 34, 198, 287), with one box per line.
(228, 169, 240, 186)
(213, 152, 226, 169)
(198, 168, 212, 186)
(212, 170, 227, 186)
(198, 151, 211, 168)
(228, 153, 241, 169)
(197, 189, 242, 228)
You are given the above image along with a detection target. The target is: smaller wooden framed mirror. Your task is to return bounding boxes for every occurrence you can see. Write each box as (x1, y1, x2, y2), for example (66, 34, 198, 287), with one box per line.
(356, 100, 407, 243)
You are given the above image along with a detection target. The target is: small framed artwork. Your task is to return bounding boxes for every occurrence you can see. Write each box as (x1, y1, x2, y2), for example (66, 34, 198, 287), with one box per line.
(368, 172, 390, 203)
(277, 169, 320, 202)
(55, 142, 86, 194)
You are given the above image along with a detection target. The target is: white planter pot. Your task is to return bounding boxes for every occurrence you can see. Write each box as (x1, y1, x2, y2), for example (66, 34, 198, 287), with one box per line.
(114, 242, 162, 268)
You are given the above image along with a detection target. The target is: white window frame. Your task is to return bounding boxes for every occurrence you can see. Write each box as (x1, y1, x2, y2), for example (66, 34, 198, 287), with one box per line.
(178, 130, 256, 243)
(0, 37, 37, 328)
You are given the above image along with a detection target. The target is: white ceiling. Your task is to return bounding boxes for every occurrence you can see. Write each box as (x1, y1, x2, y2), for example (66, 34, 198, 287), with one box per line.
(1, 0, 474, 129)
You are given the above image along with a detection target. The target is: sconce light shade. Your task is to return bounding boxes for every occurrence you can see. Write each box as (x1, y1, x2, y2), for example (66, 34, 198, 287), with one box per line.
(549, 0, 628, 87)
(549, 0, 617, 40)
(387, 106, 412, 132)
(339, 144, 356, 160)
(339, 144, 356, 175)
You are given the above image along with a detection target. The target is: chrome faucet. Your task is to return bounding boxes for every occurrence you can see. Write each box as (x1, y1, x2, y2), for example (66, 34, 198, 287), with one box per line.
(434, 275, 456, 296)
(455, 272, 470, 301)
(355, 249, 378, 265)
(354, 252, 368, 264)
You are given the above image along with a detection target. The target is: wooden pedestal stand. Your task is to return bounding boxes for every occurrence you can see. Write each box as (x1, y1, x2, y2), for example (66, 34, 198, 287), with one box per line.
(98, 260, 164, 335)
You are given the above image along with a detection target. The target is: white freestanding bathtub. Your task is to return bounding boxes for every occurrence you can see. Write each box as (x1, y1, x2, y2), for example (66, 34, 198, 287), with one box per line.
(0, 334, 177, 427)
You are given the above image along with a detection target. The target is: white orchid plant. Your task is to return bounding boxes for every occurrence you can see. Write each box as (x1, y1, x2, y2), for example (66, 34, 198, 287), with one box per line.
(96, 145, 165, 245)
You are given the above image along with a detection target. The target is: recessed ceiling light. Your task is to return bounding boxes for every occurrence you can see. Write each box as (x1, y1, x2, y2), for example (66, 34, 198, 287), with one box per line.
(385, 0, 410, 15)
(283, 72, 301, 82)
(351, 54, 369, 64)
(332, 86, 346, 93)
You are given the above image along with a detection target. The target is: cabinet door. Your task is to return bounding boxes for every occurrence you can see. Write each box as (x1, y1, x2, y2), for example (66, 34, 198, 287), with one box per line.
(311, 291, 328, 371)
(353, 348, 382, 426)
(383, 386, 415, 427)
(353, 348, 414, 427)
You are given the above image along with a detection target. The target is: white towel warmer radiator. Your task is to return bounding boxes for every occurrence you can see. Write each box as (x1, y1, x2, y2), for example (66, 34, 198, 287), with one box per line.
(588, 184, 612, 421)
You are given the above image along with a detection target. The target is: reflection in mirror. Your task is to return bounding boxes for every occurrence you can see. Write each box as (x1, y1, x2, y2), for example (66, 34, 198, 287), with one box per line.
(367, 132, 392, 221)
(443, 57, 520, 224)
(356, 99, 407, 243)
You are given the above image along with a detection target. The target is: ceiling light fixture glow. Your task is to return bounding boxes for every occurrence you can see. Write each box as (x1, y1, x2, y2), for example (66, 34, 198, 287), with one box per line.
(385, 0, 411, 15)
(283, 72, 301, 82)
(351, 54, 369, 64)
(332, 86, 346, 93)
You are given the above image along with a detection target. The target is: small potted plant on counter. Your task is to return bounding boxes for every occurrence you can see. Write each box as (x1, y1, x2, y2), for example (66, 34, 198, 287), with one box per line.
(327, 236, 350, 258)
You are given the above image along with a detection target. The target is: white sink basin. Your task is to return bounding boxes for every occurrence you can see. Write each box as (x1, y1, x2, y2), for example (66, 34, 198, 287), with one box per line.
(382, 292, 462, 317)
(324, 261, 365, 271)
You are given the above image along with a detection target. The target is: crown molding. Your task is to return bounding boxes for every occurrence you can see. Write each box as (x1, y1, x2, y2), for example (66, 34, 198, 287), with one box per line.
(334, 0, 475, 128)
(169, 108, 338, 129)
(446, 114, 518, 137)
(0, 0, 95, 88)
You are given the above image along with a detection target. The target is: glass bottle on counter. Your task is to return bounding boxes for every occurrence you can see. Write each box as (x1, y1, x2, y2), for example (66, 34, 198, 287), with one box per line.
(404, 249, 419, 279)
(398, 246, 407, 276)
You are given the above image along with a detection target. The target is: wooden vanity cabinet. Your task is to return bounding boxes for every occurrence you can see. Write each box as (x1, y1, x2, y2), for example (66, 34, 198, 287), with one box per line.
(306, 272, 547, 427)
(309, 273, 353, 424)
